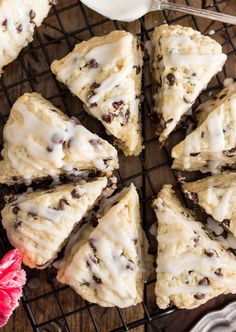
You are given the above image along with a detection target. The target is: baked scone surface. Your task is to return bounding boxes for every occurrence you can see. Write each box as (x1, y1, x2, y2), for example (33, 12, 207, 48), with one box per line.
(1, 177, 110, 269)
(183, 172, 236, 238)
(154, 185, 236, 309)
(0, 93, 118, 185)
(0, 0, 51, 74)
(51, 30, 143, 156)
(172, 82, 236, 173)
(151, 24, 226, 142)
(57, 184, 144, 307)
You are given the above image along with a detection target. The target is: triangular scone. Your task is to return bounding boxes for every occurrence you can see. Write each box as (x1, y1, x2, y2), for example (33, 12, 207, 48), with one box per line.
(172, 82, 236, 173)
(0, 0, 51, 75)
(153, 185, 236, 310)
(183, 172, 236, 237)
(57, 184, 144, 307)
(1, 177, 112, 269)
(0, 93, 118, 185)
(51, 30, 143, 156)
(151, 24, 227, 142)
(195, 81, 236, 126)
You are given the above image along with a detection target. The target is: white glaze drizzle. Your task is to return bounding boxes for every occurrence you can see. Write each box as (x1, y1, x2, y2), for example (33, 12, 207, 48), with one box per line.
(155, 193, 236, 300)
(3, 95, 117, 179)
(2, 178, 108, 267)
(57, 185, 142, 307)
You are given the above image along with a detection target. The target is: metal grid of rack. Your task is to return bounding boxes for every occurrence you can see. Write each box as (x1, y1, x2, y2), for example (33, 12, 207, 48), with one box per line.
(0, 0, 235, 331)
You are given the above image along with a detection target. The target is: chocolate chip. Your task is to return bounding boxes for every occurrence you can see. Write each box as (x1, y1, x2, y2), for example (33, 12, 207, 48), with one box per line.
(223, 147, 236, 157)
(190, 153, 200, 157)
(187, 192, 198, 204)
(157, 54, 163, 62)
(47, 146, 53, 152)
(133, 239, 138, 245)
(122, 109, 130, 126)
(89, 238, 97, 251)
(198, 277, 210, 286)
(28, 211, 37, 218)
(219, 94, 227, 100)
(90, 255, 99, 264)
(87, 90, 96, 101)
(2, 19, 7, 30)
(222, 230, 228, 239)
(49, 0, 58, 4)
(90, 102, 97, 107)
(133, 65, 141, 75)
(81, 281, 90, 286)
(201, 132, 205, 138)
(193, 235, 200, 245)
(17, 24, 23, 33)
(90, 216, 99, 227)
(205, 249, 217, 257)
(89, 139, 101, 147)
(29, 10, 36, 21)
(102, 113, 114, 124)
(58, 199, 69, 210)
(52, 133, 63, 144)
(215, 268, 223, 276)
(222, 219, 230, 227)
(71, 189, 82, 199)
(12, 206, 20, 215)
(194, 293, 205, 300)
(93, 275, 102, 284)
(90, 82, 100, 89)
(12, 176, 18, 181)
(126, 259, 135, 271)
(166, 73, 176, 86)
(112, 100, 124, 110)
(88, 59, 99, 69)
(14, 221, 22, 228)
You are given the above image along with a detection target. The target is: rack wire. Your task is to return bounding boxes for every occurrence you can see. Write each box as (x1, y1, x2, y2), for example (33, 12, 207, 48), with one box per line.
(0, 0, 236, 331)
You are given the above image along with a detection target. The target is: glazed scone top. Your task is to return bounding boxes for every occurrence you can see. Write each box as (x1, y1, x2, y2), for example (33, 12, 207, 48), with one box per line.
(154, 185, 236, 309)
(51, 30, 143, 156)
(57, 184, 144, 307)
(183, 172, 236, 237)
(151, 24, 226, 142)
(0, 0, 51, 74)
(0, 93, 118, 185)
(172, 82, 236, 173)
(1, 177, 111, 269)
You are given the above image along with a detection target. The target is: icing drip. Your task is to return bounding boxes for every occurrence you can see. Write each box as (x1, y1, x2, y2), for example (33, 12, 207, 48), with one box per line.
(3, 96, 117, 179)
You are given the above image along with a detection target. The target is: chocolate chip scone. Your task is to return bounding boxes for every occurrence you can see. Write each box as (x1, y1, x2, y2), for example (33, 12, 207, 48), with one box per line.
(172, 82, 236, 173)
(151, 24, 226, 143)
(0, 93, 118, 185)
(56, 184, 144, 307)
(1, 177, 113, 269)
(153, 185, 236, 309)
(183, 172, 236, 238)
(51, 30, 143, 156)
(0, 0, 52, 75)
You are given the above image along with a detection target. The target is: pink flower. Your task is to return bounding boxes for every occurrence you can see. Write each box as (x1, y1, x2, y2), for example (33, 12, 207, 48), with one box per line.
(0, 249, 26, 327)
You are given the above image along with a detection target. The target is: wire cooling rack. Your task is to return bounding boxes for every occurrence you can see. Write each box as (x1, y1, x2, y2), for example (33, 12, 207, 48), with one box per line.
(0, 0, 236, 331)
